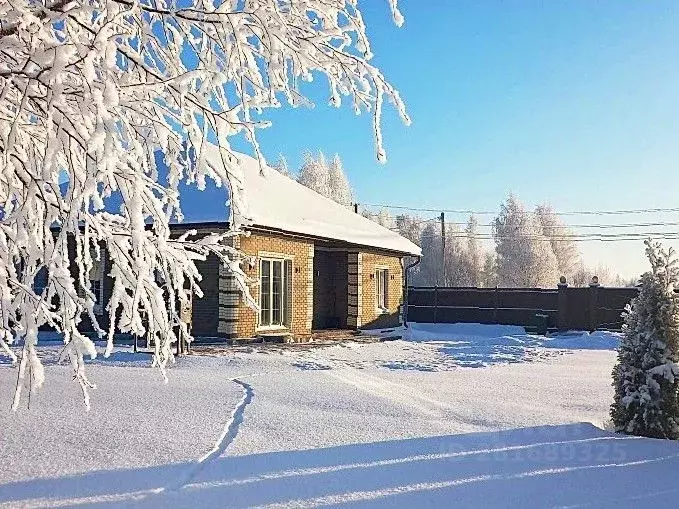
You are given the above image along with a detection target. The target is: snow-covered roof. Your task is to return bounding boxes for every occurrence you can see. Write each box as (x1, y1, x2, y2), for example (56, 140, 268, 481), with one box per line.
(202, 146, 421, 257)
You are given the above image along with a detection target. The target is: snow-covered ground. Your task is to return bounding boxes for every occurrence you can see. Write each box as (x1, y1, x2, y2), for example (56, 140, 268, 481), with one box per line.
(2, 324, 679, 508)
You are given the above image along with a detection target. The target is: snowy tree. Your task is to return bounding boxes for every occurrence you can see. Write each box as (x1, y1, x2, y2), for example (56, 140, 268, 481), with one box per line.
(459, 215, 483, 287)
(481, 252, 498, 288)
(395, 214, 423, 281)
(443, 224, 466, 286)
(272, 154, 291, 177)
(395, 214, 423, 245)
(572, 263, 629, 287)
(298, 151, 331, 198)
(534, 204, 581, 279)
(414, 222, 441, 286)
(611, 240, 679, 439)
(493, 195, 559, 287)
(376, 209, 395, 229)
(411, 221, 469, 287)
(328, 154, 354, 207)
(614, 275, 639, 288)
(295, 151, 353, 207)
(572, 264, 595, 287)
(0, 0, 408, 407)
(406, 215, 489, 288)
(362, 207, 394, 228)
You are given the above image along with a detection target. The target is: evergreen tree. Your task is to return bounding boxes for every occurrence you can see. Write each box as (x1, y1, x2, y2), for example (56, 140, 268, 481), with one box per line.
(611, 240, 679, 439)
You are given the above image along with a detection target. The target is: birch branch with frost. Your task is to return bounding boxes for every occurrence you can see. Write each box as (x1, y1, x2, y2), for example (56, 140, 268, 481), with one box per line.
(0, 0, 408, 408)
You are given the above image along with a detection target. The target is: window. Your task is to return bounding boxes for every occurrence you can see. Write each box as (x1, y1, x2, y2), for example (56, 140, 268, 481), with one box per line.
(259, 258, 292, 328)
(33, 267, 48, 296)
(376, 268, 388, 311)
(91, 280, 104, 314)
(78, 249, 105, 315)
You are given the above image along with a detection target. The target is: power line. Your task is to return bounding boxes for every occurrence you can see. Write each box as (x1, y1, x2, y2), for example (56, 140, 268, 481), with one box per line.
(419, 232, 679, 243)
(527, 221, 679, 230)
(361, 203, 679, 217)
(364, 202, 679, 243)
(392, 220, 679, 230)
(433, 230, 679, 239)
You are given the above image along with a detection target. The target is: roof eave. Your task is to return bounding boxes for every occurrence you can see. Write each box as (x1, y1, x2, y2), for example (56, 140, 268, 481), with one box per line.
(247, 224, 421, 258)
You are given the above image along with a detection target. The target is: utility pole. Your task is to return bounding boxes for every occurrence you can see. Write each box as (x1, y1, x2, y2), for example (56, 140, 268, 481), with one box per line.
(440, 211, 446, 285)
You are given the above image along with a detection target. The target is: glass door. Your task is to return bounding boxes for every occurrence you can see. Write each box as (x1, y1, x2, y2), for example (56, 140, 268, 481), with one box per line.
(259, 258, 291, 327)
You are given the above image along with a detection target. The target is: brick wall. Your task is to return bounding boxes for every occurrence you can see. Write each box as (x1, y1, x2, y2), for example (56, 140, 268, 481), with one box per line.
(70, 226, 405, 340)
(218, 231, 314, 340)
(359, 251, 404, 329)
(346, 252, 362, 327)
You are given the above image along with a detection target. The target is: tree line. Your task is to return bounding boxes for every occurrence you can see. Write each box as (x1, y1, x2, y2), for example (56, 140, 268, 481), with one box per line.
(366, 196, 634, 288)
(290, 153, 632, 289)
(273, 151, 354, 207)
(290, 155, 679, 439)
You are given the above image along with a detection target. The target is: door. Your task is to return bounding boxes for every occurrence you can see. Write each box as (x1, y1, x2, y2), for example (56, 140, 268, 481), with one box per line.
(259, 258, 292, 328)
(312, 249, 348, 329)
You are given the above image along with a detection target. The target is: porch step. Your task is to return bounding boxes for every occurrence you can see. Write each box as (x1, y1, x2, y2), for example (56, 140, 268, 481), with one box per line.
(255, 332, 293, 344)
(310, 329, 367, 342)
(378, 335, 402, 342)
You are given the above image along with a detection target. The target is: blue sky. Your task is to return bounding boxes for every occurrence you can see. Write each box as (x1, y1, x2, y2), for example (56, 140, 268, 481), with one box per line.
(249, 2, 679, 278)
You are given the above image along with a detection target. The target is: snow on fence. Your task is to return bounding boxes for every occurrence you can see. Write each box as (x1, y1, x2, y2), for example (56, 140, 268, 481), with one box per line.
(406, 285, 640, 332)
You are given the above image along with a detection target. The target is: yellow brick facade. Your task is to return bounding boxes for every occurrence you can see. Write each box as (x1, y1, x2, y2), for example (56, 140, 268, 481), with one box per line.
(218, 230, 405, 340)
(219, 231, 314, 340)
(360, 251, 404, 328)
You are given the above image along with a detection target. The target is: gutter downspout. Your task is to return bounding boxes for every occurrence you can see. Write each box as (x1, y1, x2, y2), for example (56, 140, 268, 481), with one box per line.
(403, 256, 421, 328)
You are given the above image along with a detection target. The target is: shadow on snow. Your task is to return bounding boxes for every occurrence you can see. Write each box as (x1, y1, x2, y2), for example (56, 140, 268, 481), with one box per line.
(2, 423, 679, 508)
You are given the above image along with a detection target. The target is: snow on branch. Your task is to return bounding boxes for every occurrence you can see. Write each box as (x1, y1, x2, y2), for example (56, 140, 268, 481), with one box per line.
(0, 0, 407, 408)
(611, 240, 679, 439)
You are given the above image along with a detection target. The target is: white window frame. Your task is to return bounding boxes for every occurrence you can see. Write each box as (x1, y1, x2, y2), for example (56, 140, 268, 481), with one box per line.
(258, 256, 293, 330)
(376, 268, 389, 313)
(78, 249, 105, 315)
(91, 279, 104, 315)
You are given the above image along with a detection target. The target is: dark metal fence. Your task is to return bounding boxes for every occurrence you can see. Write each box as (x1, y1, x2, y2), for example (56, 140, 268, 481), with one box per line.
(406, 285, 640, 331)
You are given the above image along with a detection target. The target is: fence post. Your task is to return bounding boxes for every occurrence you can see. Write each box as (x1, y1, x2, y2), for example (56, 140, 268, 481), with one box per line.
(557, 276, 569, 332)
(433, 285, 438, 324)
(589, 276, 600, 332)
(492, 286, 499, 323)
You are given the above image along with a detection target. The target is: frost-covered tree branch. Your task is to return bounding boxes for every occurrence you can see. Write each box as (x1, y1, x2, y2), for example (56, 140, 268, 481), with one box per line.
(0, 0, 408, 408)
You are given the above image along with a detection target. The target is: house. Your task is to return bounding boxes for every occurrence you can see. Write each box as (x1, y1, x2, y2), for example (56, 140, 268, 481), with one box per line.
(69, 149, 421, 342)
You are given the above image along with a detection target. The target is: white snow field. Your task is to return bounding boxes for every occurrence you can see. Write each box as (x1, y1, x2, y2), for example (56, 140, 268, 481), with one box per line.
(2, 324, 679, 508)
